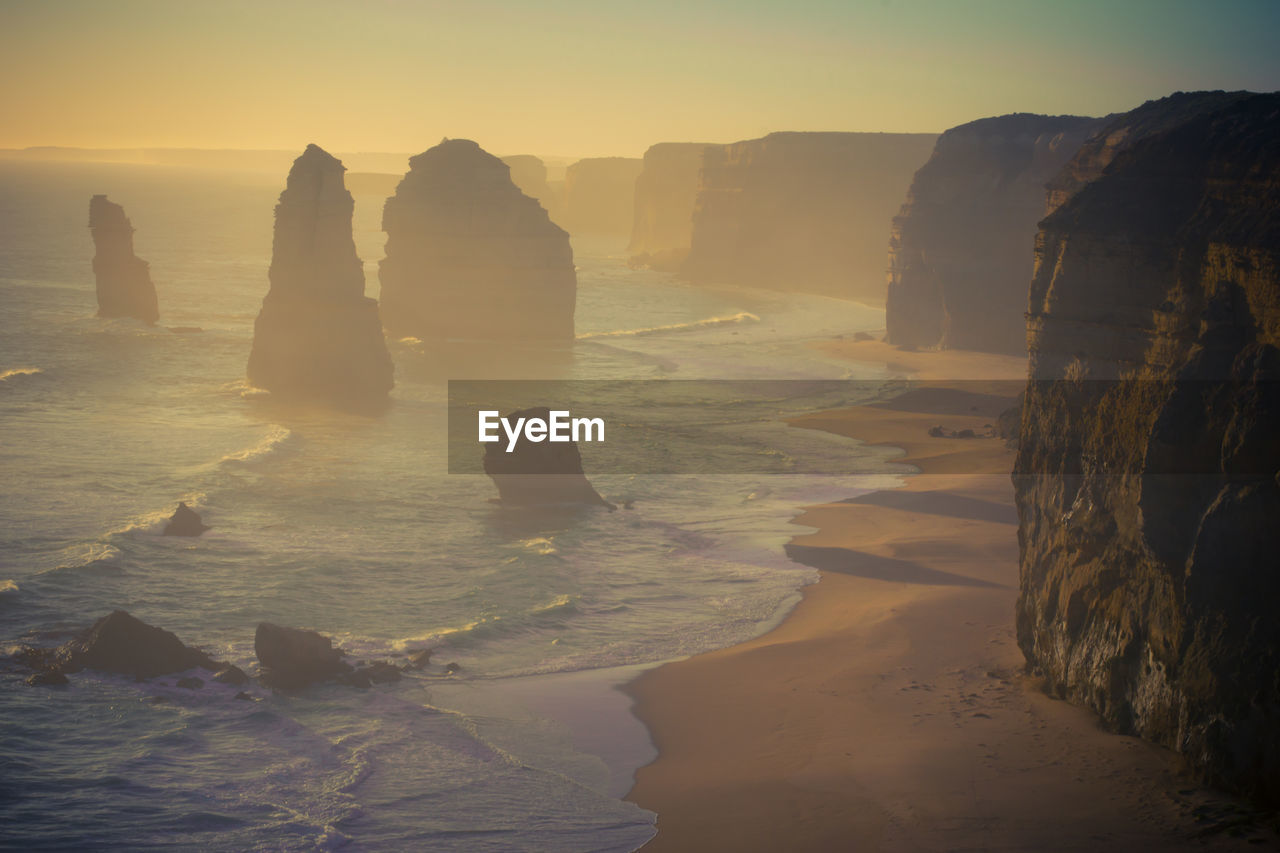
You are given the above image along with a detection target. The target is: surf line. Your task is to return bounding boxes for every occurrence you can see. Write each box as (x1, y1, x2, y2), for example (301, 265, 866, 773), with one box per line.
(478, 410, 605, 453)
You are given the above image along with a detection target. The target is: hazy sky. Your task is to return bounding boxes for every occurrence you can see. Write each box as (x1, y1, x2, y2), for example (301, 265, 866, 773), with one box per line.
(3, 0, 1278, 157)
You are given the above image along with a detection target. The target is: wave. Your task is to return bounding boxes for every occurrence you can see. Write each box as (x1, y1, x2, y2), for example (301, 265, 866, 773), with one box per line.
(106, 491, 208, 537)
(0, 579, 18, 598)
(219, 425, 294, 465)
(576, 311, 760, 340)
(36, 543, 123, 575)
(0, 367, 42, 382)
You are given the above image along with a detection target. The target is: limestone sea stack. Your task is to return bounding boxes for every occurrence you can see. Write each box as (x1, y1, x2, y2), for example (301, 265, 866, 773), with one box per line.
(1014, 91, 1280, 804)
(682, 132, 937, 302)
(88, 195, 159, 324)
(628, 142, 717, 270)
(246, 144, 394, 406)
(483, 407, 613, 508)
(559, 157, 644, 240)
(884, 114, 1104, 354)
(501, 155, 561, 221)
(379, 139, 577, 342)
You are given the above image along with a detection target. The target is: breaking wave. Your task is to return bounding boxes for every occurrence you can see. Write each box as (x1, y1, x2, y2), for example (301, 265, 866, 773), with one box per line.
(219, 426, 295, 465)
(0, 367, 42, 382)
(577, 311, 760, 340)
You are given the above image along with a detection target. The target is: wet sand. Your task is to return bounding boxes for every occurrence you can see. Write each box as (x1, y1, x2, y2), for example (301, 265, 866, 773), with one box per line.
(624, 343, 1273, 851)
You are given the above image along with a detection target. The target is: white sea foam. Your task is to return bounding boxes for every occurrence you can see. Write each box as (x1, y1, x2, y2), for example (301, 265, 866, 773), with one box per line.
(36, 543, 123, 575)
(219, 425, 294, 464)
(107, 491, 208, 537)
(0, 367, 42, 382)
(577, 311, 760, 340)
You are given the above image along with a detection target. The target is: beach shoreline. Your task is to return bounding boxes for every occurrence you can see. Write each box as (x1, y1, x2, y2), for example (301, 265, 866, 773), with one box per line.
(622, 340, 1270, 851)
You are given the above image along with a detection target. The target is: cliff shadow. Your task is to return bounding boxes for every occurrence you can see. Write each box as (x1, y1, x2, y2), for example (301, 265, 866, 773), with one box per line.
(838, 489, 1017, 525)
(784, 543, 1007, 589)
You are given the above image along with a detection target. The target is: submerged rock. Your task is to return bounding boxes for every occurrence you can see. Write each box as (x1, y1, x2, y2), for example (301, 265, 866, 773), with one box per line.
(51, 610, 221, 679)
(89, 195, 159, 325)
(1015, 91, 1280, 804)
(379, 139, 577, 343)
(482, 406, 614, 508)
(246, 144, 394, 407)
(254, 622, 351, 689)
(884, 113, 1104, 354)
(162, 502, 208, 537)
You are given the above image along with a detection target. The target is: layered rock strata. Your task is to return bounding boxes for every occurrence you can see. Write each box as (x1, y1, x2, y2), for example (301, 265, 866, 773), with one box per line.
(1014, 91, 1280, 804)
(682, 132, 937, 302)
(628, 142, 716, 270)
(884, 114, 1104, 354)
(247, 144, 394, 405)
(559, 157, 643, 240)
(89, 195, 159, 324)
(379, 139, 576, 342)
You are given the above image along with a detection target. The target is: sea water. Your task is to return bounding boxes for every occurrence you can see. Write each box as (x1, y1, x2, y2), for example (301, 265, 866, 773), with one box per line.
(0, 161, 905, 851)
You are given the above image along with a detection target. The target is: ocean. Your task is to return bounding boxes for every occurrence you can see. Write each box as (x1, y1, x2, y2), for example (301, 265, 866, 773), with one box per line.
(0, 160, 904, 851)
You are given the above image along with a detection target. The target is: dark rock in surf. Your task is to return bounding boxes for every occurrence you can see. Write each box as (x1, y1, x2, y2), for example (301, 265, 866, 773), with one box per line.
(162, 502, 208, 537)
(89, 194, 160, 325)
(54, 610, 222, 679)
(482, 406, 614, 508)
(26, 670, 68, 687)
(212, 665, 249, 686)
(253, 622, 352, 689)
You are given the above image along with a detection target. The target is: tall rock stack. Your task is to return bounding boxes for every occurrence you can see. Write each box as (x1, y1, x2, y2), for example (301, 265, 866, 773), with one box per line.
(501, 155, 561, 221)
(884, 114, 1104, 354)
(1014, 91, 1280, 804)
(682, 132, 937, 302)
(560, 156, 644, 240)
(247, 144, 394, 405)
(379, 139, 577, 342)
(628, 142, 716, 271)
(88, 195, 159, 325)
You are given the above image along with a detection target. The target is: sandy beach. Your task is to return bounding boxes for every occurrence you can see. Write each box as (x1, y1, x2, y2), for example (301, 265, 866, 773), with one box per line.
(625, 341, 1274, 851)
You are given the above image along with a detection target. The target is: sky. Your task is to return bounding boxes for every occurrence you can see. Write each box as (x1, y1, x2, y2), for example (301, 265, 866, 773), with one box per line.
(2, 0, 1279, 158)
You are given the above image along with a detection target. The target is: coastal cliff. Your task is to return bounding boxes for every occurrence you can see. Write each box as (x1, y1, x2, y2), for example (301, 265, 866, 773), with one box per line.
(560, 156, 643, 240)
(247, 144, 394, 405)
(501, 155, 561, 221)
(1014, 91, 1280, 803)
(885, 114, 1103, 354)
(88, 195, 159, 324)
(379, 139, 576, 342)
(682, 132, 936, 302)
(628, 142, 716, 270)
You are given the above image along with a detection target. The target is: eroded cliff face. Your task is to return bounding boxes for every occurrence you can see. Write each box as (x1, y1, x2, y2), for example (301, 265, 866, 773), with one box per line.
(379, 139, 576, 342)
(247, 144, 394, 406)
(559, 156, 643, 240)
(88, 195, 159, 324)
(885, 114, 1103, 354)
(1015, 91, 1280, 803)
(627, 142, 716, 270)
(682, 132, 936, 302)
(501, 155, 560, 221)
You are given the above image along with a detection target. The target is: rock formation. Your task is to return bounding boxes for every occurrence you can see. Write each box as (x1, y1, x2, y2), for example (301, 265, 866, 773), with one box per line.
(884, 114, 1104, 354)
(483, 406, 613, 508)
(682, 132, 937, 302)
(88, 195, 159, 324)
(246, 144, 394, 406)
(22, 610, 223, 680)
(628, 142, 717, 271)
(379, 139, 577, 342)
(254, 622, 351, 689)
(501, 155, 561, 220)
(1014, 91, 1280, 804)
(559, 157, 643, 240)
(162, 501, 208, 537)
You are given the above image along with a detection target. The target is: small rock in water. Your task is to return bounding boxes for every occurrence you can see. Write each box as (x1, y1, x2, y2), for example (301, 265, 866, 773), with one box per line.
(444, 662, 462, 674)
(406, 649, 432, 669)
(212, 665, 248, 686)
(26, 670, 68, 687)
(163, 502, 208, 537)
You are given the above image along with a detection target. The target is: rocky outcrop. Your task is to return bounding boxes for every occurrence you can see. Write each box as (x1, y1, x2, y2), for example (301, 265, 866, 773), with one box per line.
(1014, 91, 1280, 804)
(502, 155, 561, 221)
(559, 157, 643, 240)
(89, 195, 159, 324)
(246, 144, 394, 406)
(628, 143, 716, 270)
(254, 622, 351, 689)
(162, 501, 208, 537)
(884, 114, 1104, 354)
(682, 132, 937, 302)
(26, 610, 222, 680)
(483, 407, 613, 508)
(379, 139, 577, 342)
